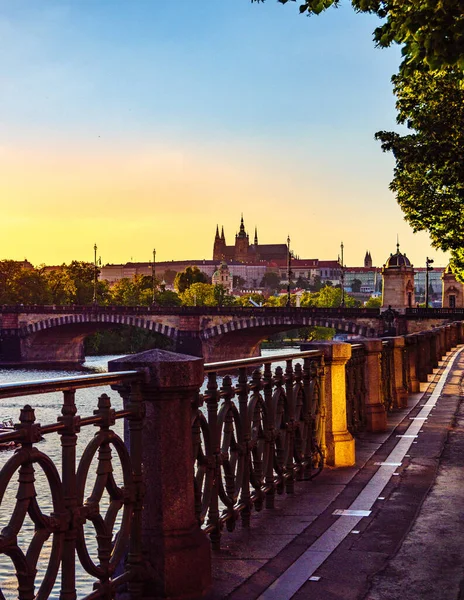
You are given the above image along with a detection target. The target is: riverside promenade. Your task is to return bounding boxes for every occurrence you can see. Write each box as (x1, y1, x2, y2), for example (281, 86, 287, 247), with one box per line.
(209, 345, 464, 600)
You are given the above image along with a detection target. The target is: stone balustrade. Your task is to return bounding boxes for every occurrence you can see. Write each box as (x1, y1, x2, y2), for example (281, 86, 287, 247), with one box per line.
(0, 321, 462, 599)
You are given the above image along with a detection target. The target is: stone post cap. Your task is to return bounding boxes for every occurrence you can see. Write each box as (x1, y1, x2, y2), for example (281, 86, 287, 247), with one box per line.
(404, 334, 419, 345)
(108, 349, 204, 390)
(310, 340, 351, 362)
(361, 339, 383, 353)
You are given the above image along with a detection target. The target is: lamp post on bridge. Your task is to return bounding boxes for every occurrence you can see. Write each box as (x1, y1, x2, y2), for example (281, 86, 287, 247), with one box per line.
(152, 248, 157, 305)
(425, 257, 434, 308)
(339, 241, 345, 308)
(286, 235, 292, 308)
(92, 243, 98, 306)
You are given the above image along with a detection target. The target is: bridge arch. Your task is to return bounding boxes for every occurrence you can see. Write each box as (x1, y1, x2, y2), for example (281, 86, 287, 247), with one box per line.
(18, 314, 179, 340)
(12, 314, 180, 366)
(200, 315, 376, 341)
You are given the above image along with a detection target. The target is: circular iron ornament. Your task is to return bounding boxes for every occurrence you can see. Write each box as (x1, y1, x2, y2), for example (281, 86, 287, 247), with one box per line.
(75, 429, 134, 580)
(0, 447, 65, 600)
(247, 390, 269, 504)
(217, 399, 243, 524)
(192, 408, 214, 525)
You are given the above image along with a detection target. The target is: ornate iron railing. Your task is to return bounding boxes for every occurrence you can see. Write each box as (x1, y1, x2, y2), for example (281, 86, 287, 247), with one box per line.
(0, 371, 145, 600)
(380, 342, 395, 411)
(191, 350, 326, 550)
(345, 344, 367, 434)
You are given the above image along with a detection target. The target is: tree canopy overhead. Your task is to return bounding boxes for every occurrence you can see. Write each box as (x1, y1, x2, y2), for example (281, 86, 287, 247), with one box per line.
(376, 67, 464, 275)
(252, 0, 464, 73)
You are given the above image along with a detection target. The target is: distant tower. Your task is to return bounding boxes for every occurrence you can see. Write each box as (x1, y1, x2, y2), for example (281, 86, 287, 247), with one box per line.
(213, 224, 226, 260)
(235, 215, 250, 262)
(212, 260, 233, 293)
(442, 264, 464, 308)
(364, 251, 372, 268)
(381, 242, 415, 312)
(254, 227, 258, 246)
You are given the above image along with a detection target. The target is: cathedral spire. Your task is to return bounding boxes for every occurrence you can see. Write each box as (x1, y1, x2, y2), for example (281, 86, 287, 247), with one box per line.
(221, 226, 225, 242)
(254, 226, 258, 245)
(215, 224, 220, 240)
(240, 214, 245, 234)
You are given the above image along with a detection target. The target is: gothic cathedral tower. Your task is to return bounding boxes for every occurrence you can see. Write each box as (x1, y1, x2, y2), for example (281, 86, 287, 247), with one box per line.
(234, 215, 250, 262)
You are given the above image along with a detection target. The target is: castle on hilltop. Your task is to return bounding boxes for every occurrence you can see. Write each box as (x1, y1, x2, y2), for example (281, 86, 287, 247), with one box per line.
(213, 216, 288, 263)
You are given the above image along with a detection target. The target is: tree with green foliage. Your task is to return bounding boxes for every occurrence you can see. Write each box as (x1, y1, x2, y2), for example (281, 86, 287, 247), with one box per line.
(163, 269, 177, 285)
(212, 284, 236, 307)
(108, 275, 152, 306)
(154, 289, 182, 307)
(253, 0, 464, 73)
(236, 292, 266, 307)
(254, 1, 464, 277)
(0, 261, 51, 304)
(174, 266, 209, 293)
(351, 278, 362, 293)
(300, 285, 359, 307)
(376, 68, 464, 277)
(264, 294, 288, 307)
(179, 282, 216, 306)
(260, 271, 281, 291)
(299, 326, 336, 341)
(45, 268, 77, 304)
(364, 296, 382, 308)
(308, 275, 322, 292)
(233, 275, 246, 289)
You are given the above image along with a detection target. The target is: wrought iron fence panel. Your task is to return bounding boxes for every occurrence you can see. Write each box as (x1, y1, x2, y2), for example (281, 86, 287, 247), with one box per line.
(381, 343, 395, 412)
(402, 345, 410, 393)
(195, 351, 325, 549)
(0, 372, 144, 600)
(345, 346, 367, 434)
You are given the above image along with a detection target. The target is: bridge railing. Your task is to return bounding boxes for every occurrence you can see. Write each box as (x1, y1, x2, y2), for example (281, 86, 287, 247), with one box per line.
(194, 350, 325, 550)
(1, 322, 462, 599)
(344, 322, 464, 436)
(0, 370, 145, 600)
(0, 303, 381, 317)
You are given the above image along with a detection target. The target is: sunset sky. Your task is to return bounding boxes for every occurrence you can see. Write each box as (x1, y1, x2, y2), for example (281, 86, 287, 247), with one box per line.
(0, 0, 450, 269)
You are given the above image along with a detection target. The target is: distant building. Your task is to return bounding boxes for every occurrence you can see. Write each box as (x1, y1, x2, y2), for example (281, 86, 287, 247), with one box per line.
(100, 259, 267, 289)
(212, 261, 233, 293)
(344, 267, 381, 294)
(381, 244, 415, 312)
(442, 264, 464, 308)
(213, 216, 288, 263)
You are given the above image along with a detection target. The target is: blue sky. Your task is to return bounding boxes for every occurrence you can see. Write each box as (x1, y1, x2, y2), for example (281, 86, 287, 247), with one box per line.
(0, 0, 449, 268)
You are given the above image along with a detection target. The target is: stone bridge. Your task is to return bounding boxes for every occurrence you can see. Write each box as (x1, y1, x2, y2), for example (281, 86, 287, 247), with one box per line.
(1, 305, 462, 365)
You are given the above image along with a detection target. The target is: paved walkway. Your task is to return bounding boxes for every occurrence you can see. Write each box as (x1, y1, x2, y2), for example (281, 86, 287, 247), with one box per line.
(208, 346, 464, 600)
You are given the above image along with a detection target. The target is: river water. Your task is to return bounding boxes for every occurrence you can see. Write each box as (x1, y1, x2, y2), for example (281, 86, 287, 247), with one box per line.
(0, 349, 299, 598)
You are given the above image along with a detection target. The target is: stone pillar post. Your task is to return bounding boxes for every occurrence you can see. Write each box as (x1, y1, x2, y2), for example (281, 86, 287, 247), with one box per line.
(444, 325, 451, 352)
(361, 340, 387, 432)
(429, 330, 439, 369)
(405, 336, 420, 393)
(109, 349, 211, 600)
(437, 327, 445, 359)
(417, 333, 431, 382)
(390, 337, 408, 408)
(450, 323, 458, 348)
(311, 342, 355, 467)
(458, 322, 464, 345)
